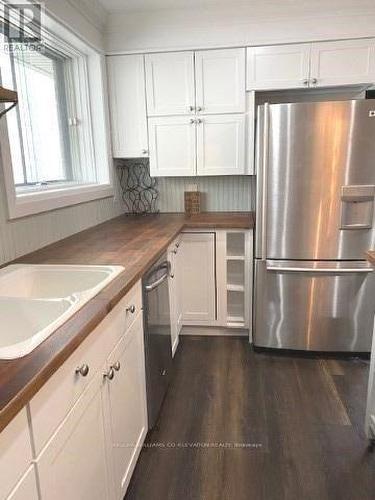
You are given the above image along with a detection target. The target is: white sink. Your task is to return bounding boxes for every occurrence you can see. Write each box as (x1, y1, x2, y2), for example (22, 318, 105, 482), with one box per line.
(0, 265, 124, 359)
(0, 297, 76, 359)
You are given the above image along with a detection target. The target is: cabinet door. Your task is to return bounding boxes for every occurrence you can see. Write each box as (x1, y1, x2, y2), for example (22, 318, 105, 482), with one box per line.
(103, 313, 148, 500)
(37, 372, 112, 500)
(0, 408, 33, 500)
(6, 466, 38, 500)
(246, 44, 311, 90)
(181, 233, 216, 323)
(148, 116, 196, 176)
(196, 114, 245, 176)
(145, 52, 195, 116)
(195, 48, 245, 114)
(310, 39, 375, 87)
(107, 55, 148, 158)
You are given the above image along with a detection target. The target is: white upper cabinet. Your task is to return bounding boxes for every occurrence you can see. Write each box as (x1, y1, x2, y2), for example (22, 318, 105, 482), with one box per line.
(148, 115, 196, 176)
(195, 48, 245, 114)
(196, 114, 245, 176)
(107, 54, 149, 158)
(145, 52, 195, 116)
(310, 39, 375, 87)
(246, 43, 311, 90)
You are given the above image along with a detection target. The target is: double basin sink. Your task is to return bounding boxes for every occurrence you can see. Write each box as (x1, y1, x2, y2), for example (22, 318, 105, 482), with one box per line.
(0, 265, 124, 360)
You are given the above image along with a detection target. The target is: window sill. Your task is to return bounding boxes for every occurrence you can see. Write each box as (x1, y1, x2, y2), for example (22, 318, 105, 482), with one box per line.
(7, 183, 114, 219)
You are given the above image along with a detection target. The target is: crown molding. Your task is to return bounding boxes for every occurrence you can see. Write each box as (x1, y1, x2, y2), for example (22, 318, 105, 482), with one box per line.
(66, 0, 108, 32)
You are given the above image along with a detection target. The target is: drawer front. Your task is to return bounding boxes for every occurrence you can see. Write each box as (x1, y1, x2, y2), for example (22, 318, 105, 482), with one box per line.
(0, 408, 33, 499)
(30, 281, 142, 456)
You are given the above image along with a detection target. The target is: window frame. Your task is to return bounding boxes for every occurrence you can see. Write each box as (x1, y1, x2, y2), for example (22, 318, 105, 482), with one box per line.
(0, 9, 114, 219)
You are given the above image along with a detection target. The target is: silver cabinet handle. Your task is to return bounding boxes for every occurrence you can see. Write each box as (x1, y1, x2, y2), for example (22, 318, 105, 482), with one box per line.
(196, 106, 202, 112)
(302, 79, 309, 86)
(112, 361, 121, 371)
(141, 149, 148, 154)
(170, 273, 175, 279)
(189, 105, 195, 112)
(190, 118, 196, 124)
(311, 78, 318, 85)
(75, 364, 89, 377)
(173, 249, 177, 254)
(175, 242, 180, 248)
(196, 118, 202, 124)
(104, 367, 115, 380)
(126, 305, 136, 314)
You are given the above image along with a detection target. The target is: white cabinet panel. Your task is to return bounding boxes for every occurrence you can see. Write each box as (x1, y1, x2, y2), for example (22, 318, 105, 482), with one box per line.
(6, 466, 38, 500)
(195, 48, 245, 114)
(310, 39, 375, 87)
(246, 44, 311, 90)
(148, 116, 196, 176)
(145, 52, 195, 116)
(103, 313, 148, 500)
(37, 372, 111, 500)
(196, 114, 245, 176)
(169, 237, 183, 356)
(0, 408, 33, 500)
(181, 233, 216, 323)
(107, 55, 148, 158)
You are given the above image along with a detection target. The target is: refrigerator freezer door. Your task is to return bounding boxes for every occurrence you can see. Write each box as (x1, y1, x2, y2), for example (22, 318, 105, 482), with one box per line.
(254, 259, 375, 351)
(266, 99, 375, 260)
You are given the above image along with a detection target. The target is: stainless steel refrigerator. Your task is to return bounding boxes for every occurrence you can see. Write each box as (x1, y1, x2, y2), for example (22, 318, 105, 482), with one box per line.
(254, 99, 375, 352)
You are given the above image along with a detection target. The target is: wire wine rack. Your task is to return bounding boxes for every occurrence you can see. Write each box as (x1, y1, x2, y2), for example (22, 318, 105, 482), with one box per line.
(116, 159, 159, 214)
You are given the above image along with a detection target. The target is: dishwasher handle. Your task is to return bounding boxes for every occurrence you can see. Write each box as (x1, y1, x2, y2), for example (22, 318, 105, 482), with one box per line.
(145, 261, 170, 292)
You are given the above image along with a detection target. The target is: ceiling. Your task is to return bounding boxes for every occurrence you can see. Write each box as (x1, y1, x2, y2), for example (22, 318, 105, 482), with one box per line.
(96, 0, 375, 14)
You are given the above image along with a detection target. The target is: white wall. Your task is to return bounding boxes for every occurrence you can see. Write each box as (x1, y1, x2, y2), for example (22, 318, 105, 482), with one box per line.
(0, 0, 124, 266)
(105, 2, 375, 53)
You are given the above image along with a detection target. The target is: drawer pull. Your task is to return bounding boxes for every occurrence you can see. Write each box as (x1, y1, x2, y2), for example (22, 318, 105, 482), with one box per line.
(112, 361, 121, 372)
(104, 367, 115, 380)
(75, 364, 89, 377)
(126, 305, 136, 314)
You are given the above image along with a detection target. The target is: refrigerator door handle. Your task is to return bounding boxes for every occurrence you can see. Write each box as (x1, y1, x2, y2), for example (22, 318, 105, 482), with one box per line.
(266, 262, 373, 274)
(261, 103, 270, 261)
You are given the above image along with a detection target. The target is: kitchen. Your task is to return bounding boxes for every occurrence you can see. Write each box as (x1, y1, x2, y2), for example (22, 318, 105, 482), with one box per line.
(0, 0, 375, 499)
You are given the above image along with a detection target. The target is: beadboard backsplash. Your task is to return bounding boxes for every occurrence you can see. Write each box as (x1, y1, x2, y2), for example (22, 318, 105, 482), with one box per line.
(157, 176, 256, 212)
(116, 159, 256, 213)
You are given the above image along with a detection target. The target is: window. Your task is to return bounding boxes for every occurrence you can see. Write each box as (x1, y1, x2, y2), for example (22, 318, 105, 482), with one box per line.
(0, 17, 113, 218)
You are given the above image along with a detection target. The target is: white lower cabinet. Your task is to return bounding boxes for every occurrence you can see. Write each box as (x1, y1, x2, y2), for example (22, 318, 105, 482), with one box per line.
(180, 232, 216, 324)
(103, 314, 147, 499)
(176, 229, 253, 338)
(31, 282, 147, 500)
(168, 237, 183, 356)
(6, 466, 38, 500)
(36, 371, 111, 500)
(0, 408, 36, 500)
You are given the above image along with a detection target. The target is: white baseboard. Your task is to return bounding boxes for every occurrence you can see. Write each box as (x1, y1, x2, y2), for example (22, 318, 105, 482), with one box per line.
(181, 326, 249, 337)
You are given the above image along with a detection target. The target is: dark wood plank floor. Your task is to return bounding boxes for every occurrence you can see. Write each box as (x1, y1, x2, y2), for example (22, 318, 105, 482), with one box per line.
(125, 336, 375, 500)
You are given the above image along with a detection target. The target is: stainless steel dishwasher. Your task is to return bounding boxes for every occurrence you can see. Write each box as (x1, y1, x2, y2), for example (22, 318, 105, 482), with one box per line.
(142, 253, 172, 428)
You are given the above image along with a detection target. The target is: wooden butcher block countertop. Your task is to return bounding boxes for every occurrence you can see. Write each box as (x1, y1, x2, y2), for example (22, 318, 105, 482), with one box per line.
(366, 251, 375, 266)
(0, 212, 254, 432)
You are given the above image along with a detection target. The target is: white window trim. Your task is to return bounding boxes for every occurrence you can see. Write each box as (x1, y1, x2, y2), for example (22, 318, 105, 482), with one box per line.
(0, 5, 114, 219)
